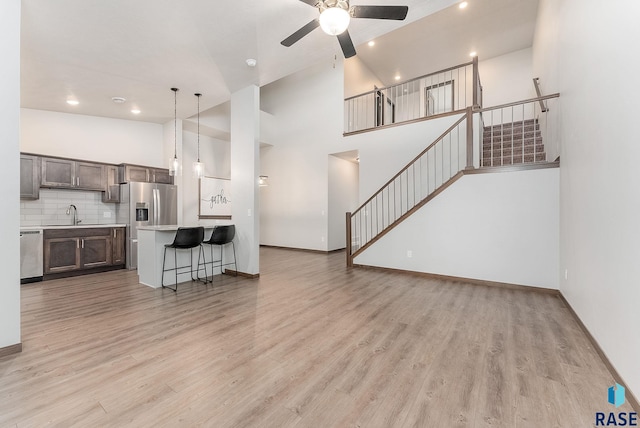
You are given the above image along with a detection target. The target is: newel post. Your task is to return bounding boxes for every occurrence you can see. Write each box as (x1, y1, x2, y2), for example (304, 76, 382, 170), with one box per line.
(472, 55, 479, 108)
(465, 107, 474, 170)
(346, 212, 353, 267)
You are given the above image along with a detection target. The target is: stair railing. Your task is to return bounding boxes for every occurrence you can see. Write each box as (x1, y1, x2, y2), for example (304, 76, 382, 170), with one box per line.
(344, 57, 481, 135)
(479, 94, 559, 167)
(533, 78, 548, 112)
(346, 107, 475, 266)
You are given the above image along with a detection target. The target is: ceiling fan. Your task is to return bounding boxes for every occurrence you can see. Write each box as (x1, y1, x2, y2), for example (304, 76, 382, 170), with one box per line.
(281, 0, 409, 58)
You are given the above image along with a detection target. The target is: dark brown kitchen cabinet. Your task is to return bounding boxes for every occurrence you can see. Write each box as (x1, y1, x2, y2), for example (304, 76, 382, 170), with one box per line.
(20, 154, 40, 200)
(81, 236, 112, 268)
(41, 157, 104, 191)
(121, 164, 150, 182)
(102, 165, 120, 203)
(43, 227, 125, 278)
(119, 164, 173, 184)
(76, 162, 104, 190)
(41, 157, 75, 188)
(112, 227, 125, 265)
(44, 237, 81, 273)
(151, 168, 172, 184)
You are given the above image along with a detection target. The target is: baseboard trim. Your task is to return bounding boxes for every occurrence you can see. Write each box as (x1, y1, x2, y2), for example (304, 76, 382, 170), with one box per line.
(558, 293, 640, 413)
(223, 270, 259, 279)
(352, 263, 560, 295)
(0, 343, 22, 358)
(260, 245, 345, 255)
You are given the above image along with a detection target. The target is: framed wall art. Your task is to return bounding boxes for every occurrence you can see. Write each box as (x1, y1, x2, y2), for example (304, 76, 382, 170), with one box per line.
(199, 176, 232, 219)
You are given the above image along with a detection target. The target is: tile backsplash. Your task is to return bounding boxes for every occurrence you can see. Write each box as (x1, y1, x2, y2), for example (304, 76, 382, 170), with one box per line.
(21, 189, 117, 226)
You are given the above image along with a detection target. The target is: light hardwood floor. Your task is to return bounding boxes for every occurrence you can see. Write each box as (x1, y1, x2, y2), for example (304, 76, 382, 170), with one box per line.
(0, 247, 632, 427)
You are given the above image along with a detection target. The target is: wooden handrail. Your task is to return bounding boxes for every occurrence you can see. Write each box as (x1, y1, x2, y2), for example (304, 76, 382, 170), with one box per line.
(351, 108, 470, 216)
(479, 93, 559, 113)
(344, 60, 475, 101)
(533, 78, 549, 112)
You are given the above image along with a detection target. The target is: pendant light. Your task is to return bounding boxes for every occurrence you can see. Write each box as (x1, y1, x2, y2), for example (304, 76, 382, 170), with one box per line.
(169, 87, 181, 176)
(193, 93, 205, 179)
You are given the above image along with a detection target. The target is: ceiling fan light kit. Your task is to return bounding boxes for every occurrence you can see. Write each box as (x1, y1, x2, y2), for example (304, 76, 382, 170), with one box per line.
(281, 0, 408, 59)
(319, 1, 351, 35)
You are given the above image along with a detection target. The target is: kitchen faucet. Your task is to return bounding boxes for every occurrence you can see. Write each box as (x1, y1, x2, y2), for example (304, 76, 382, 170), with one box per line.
(66, 204, 81, 225)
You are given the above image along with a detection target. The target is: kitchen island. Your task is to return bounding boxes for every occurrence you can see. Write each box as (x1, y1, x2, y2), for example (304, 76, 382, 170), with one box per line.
(137, 225, 216, 288)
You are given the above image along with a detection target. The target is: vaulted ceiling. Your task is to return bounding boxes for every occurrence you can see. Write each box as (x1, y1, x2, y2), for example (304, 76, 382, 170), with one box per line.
(20, 0, 538, 124)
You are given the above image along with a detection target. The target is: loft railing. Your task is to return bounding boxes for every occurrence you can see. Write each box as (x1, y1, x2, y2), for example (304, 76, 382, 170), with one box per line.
(346, 108, 474, 264)
(479, 93, 559, 167)
(344, 57, 481, 134)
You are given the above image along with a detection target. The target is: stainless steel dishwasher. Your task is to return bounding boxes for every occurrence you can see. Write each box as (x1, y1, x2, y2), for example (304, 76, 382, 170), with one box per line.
(20, 228, 43, 284)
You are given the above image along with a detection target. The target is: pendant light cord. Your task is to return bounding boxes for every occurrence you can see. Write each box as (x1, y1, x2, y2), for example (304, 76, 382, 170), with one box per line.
(195, 93, 201, 162)
(171, 88, 178, 159)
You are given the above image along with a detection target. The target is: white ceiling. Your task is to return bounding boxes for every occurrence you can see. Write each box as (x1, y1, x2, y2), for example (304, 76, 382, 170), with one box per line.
(20, 0, 539, 124)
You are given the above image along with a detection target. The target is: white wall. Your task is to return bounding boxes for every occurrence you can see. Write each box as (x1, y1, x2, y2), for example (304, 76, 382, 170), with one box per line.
(260, 47, 536, 252)
(355, 168, 560, 289)
(230, 86, 260, 275)
(328, 156, 359, 251)
(534, 0, 640, 400)
(344, 56, 384, 99)
(180, 130, 230, 225)
(21, 109, 165, 167)
(478, 47, 536, 108)
(1, 0, 21, 350)
(350, 113, 463, 201)
(260, 59, 346, 251)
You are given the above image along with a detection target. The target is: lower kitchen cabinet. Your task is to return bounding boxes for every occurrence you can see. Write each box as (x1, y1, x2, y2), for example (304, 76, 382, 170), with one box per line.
(43, 227, 125, 278)
(81, 236, 112, 268)
(44, 237, 81, 273)
(112, 227, 125, 265)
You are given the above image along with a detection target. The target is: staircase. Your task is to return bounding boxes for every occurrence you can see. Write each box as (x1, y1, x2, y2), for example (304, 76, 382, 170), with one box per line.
(346, 93, 560, 267)
(482, 119, 546, 166)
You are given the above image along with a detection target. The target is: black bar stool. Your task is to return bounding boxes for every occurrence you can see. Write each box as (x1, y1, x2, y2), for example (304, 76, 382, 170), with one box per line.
(203, 225, 237, 280)
(161, 227, 207, 292)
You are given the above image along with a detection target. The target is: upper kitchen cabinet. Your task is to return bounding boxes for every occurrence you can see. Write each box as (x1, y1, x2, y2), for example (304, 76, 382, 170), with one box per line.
(41, 157, 74, 188)
(102, 165, 120, 203)
(119, 164, 173, 184)
(41, 157, 104, 191)
(151, 168, 172, 184)
(20, 154, 40, 200)
(76, 162, 104, 190)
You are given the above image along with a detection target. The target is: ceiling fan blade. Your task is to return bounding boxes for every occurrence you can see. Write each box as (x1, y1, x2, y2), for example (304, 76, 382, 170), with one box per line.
(281, 19, 320, 47)
(337, 30, 356, 58)
(351, 5, 409, 20)
(299, 0, 319, 5)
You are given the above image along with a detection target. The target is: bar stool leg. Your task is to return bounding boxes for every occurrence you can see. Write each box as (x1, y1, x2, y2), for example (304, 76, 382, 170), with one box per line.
(161, 247, 167, 288)
(174, 249, 178, 291)
(231, 241, 238, 276)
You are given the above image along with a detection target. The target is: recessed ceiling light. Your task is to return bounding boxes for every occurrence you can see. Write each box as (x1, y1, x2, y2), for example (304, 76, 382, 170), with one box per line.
(459, 1, 468, 9)
(112, 96, 126, 104)
(368, 41, 375, 47)
(469, 51, 477, 57)
(395, 75, 401, 81)
(66, 99, 79, 106)
(131, 109, 141, 114)
(246, 58, 257, 67)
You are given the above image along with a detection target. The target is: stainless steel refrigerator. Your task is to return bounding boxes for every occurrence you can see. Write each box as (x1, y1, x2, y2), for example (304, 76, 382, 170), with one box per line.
(117, 182, 178, 269)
